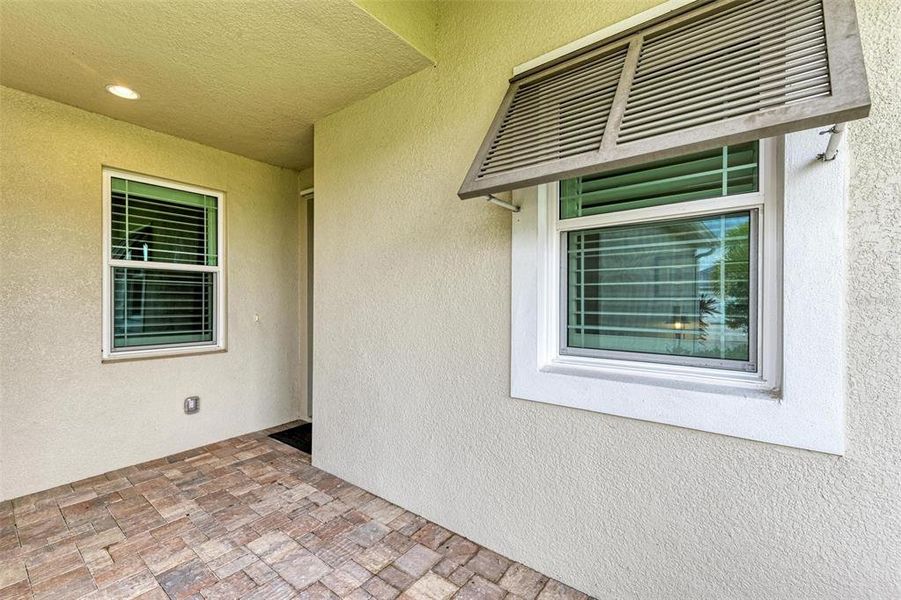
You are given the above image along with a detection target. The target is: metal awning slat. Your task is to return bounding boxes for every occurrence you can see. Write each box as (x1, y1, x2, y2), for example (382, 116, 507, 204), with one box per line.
(458, 0, 869, 200)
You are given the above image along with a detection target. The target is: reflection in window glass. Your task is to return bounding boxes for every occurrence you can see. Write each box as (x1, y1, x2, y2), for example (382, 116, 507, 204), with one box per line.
(560, 142, 759, 219)
(566, 211, 753, 366)
(113, 268, 214, 349)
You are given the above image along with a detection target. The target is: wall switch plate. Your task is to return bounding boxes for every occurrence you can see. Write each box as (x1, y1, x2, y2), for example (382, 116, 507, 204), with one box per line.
(184, 396, 200, 414)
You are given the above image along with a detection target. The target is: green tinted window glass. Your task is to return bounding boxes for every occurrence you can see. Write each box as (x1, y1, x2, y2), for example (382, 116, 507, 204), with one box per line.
(560, 142, 759, 219)
(566, 211, 753, 367)
(111, 177, 218, 266)
(112, 267, 214, 349)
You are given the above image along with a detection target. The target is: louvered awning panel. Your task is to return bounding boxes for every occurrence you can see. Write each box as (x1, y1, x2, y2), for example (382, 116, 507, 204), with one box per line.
(459, 0, 869, 199)
(619, 0, 831, 143)
(479, 47, 627, 177)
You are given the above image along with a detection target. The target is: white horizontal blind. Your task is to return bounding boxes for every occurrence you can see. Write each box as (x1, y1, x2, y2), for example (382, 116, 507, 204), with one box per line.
(560, 141, 758, 218)
(565, 211, 755, 370)
(108, 176, 219, 352)
(458, 0, 869, 199)
(112, 269, 214, 348)
(111, 178, 217, 266)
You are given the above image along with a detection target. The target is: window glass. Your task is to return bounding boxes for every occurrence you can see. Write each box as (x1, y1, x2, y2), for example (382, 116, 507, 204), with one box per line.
(107, 175, 220, 353)
(112, 268, 214, 349)
(560, 141, 759, 219)
(111, 177, 218, 266)
(565, 211, 754, 368)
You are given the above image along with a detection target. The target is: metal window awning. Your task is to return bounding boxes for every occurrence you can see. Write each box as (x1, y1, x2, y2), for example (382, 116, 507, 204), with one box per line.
(458, 0, 870, 200)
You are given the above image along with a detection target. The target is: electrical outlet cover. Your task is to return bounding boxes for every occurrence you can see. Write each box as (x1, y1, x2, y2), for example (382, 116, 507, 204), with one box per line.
(184, 396, 200, 414)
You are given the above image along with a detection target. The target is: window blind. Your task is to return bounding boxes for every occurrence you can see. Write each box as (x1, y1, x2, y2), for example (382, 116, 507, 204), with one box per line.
(111, 178, 217, 266)
(112, 269, 214, 349)
(565, 211, 754, 369)
(560, 141, 758, 218)
(110, 177, 218, 350)
(459, 0, 869, 199)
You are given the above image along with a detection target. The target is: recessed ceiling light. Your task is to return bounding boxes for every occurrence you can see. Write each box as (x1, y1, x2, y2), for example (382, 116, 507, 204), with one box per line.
(105, 84, 140, 100)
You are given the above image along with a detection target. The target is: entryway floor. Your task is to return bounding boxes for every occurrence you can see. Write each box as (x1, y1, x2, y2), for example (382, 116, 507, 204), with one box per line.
(0, 423, 591, 600)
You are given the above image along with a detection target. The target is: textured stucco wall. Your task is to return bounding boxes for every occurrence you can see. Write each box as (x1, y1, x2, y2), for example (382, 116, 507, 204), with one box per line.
(352, 0, 438, 61)
(0, 87, 304, 500)
(313, 1, 900, 597)
(298, 167, 314, 419)
(298, 168, 314, 191)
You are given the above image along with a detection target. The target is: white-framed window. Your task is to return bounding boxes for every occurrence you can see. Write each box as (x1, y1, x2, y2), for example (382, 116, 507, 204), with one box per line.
(544, 138, 782, 390)
(102, 169, 226, 360)
(511, 131, 847, 454)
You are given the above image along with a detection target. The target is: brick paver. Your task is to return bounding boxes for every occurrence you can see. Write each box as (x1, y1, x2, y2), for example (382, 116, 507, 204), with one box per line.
(0, 423, 592, 599)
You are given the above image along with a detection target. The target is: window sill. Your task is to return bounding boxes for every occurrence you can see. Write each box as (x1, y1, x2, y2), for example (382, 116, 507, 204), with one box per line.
(540, 356, 780, 399)
(102, 344, 226, 363)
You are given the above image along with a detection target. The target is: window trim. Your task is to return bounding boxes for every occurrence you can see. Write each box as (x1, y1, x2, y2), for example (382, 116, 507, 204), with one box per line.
(558, 210, 760, 373)
(511, 130, 846, 454)
(101, 168, 227, 361)
(538, 138, 781, 390)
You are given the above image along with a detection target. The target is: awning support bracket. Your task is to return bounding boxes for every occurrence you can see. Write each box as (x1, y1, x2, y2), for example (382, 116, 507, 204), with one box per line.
(487, 194, 520, 212)
(817, 123, 846, 162)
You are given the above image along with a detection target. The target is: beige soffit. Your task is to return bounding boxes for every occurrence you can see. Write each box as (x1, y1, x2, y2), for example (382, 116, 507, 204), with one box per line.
(0, 0, 435, 170)
(458, 0, 871, 199)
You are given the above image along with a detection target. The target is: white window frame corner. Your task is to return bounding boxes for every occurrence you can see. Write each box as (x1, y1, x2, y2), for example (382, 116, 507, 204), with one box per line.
(511, 133, 847, 455)
(101, 168, 227, 362)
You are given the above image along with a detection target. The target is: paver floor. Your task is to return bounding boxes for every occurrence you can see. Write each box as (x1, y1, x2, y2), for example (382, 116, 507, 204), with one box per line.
(0, 423, 591, 600)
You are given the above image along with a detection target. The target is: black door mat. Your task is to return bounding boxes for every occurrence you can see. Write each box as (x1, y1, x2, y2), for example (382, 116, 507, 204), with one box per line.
(269, 422, 312, 455)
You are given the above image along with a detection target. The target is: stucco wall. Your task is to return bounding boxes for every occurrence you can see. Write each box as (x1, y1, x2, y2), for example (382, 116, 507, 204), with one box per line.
(0, 87, 304, 500)
(298, 167, 314, 419)
(313, 1, 900, 597)
(352, 0, 438, 62)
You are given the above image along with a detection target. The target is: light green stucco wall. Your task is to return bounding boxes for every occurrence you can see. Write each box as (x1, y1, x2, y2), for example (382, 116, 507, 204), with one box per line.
(0, 87, 305, 500)
(353, 0, 438, 62)
(312, 1, 900, 597)
(297, 167, 314, 420)
(298, 167, 314, 191)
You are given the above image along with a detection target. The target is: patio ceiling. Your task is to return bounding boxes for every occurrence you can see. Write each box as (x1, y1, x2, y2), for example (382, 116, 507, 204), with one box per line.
(0, 0, 435, 170)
